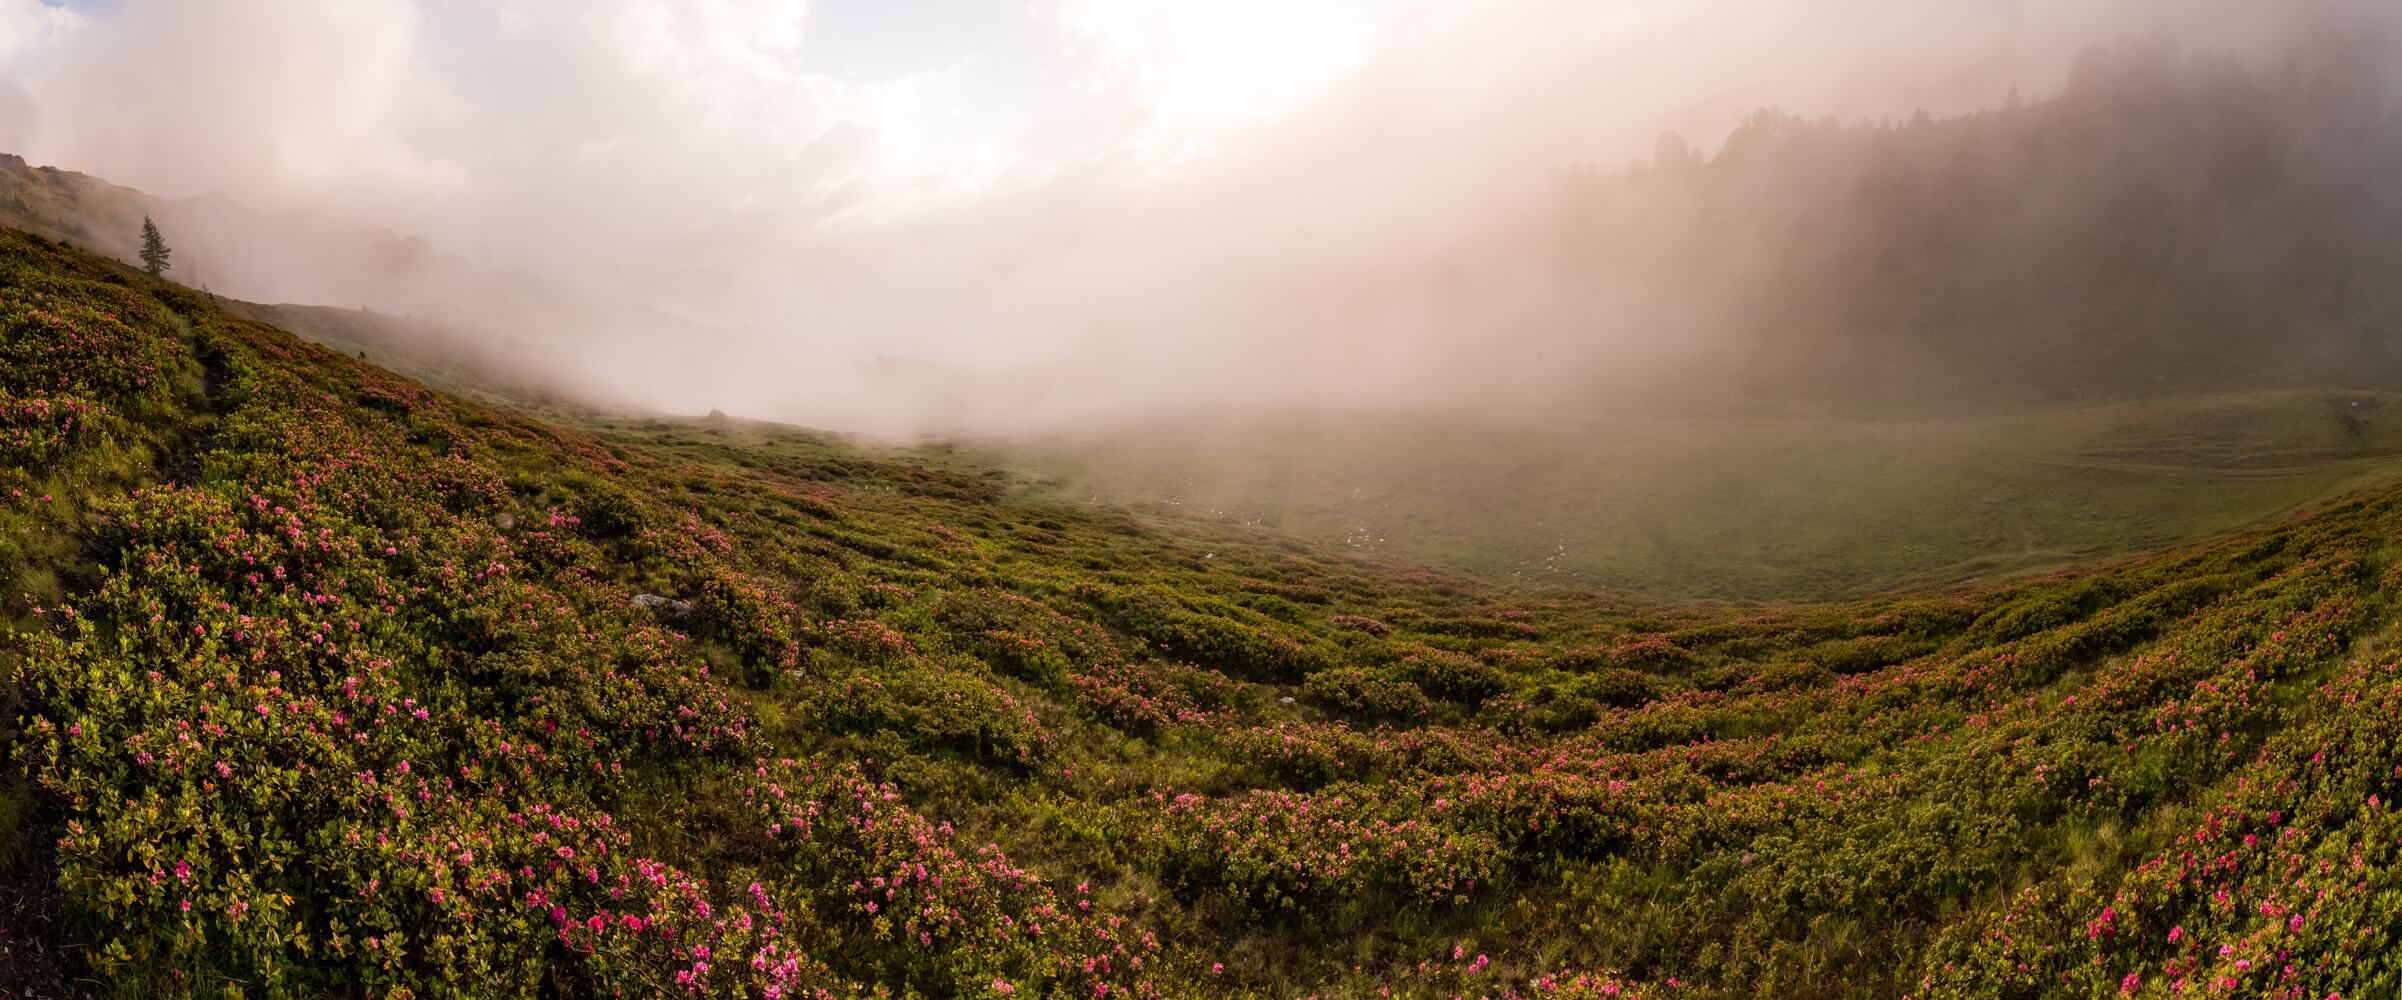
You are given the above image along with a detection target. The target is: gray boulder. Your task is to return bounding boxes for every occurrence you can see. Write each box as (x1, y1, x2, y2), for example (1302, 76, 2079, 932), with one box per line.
(631, 593, 699, 627)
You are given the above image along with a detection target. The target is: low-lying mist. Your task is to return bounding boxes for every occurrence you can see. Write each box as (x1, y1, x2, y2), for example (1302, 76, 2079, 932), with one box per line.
(4, 0, 2395, 438)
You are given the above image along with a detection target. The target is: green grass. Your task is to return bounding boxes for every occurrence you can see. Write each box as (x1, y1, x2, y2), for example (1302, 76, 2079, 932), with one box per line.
(214, 300, 608, 415)
(975, 390, 2402, 599)
(20, 223, 2402, 998)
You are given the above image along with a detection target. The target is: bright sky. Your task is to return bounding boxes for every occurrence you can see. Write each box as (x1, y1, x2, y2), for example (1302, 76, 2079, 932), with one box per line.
(779, 0, 1418, 182)
(0, 0, 1470, 301)
(11, 0, 1417, 197)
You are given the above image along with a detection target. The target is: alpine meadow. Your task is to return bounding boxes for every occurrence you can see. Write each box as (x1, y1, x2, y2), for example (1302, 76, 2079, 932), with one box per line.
(6, 2, 2402, 999)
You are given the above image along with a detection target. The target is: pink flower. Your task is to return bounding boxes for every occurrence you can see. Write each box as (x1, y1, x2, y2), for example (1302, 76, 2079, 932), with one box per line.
(992, 979, 1015, 994)
(2121, 972, 2141, 995)
(2168, 925, 2184, 943)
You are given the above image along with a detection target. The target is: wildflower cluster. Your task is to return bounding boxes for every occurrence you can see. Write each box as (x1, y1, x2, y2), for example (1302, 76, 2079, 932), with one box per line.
(11, 227, 2402, 998)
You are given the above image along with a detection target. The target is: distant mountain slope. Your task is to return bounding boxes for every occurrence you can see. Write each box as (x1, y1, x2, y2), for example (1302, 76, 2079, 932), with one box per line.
(0, 153, 136, 251)
(0, 151, 726, 416)
(0, 152, 441, 302)
(212, 299, 621, 414)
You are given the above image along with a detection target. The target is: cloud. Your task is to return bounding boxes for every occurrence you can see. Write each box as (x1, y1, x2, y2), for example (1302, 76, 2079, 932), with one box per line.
(1044, 0, 1383, 161)
(0, 1, 961, 259)
(12, 1, 446, 203)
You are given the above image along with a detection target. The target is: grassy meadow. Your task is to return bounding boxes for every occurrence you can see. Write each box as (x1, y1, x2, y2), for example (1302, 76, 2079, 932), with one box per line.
(983, 393, 2402, 599)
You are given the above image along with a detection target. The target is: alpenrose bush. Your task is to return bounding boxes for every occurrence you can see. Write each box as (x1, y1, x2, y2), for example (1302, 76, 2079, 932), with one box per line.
(6, 225, 2402, 999)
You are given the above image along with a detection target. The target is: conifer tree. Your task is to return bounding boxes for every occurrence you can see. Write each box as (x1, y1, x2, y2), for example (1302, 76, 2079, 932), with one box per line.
(139, 215, 171, 276)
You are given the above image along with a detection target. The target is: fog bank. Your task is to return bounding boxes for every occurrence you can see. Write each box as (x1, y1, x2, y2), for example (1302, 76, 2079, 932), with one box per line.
(1, 0, 2395, 433)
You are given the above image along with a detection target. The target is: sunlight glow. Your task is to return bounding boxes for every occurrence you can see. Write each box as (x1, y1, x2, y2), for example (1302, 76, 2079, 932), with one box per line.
(1053, 0, 1379, 156)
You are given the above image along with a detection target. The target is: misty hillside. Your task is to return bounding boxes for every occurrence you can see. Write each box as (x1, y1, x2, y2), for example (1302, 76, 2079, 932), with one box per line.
(0, 152, 440, 302)
(0, 151, 728, 418)
(0, 154, 656, 418)
(1426, 40, 2402, 418)
(951, 39, 2402, 601)
(210, 300, 615, 415)
(0, 154, 133, 254)
(10, 226, 2402, 998)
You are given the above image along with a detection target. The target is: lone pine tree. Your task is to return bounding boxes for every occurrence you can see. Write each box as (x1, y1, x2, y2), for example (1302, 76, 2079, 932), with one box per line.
(138, 215, 170, 276)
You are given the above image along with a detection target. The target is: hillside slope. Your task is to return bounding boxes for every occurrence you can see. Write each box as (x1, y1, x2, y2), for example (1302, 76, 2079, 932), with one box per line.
(6, 228, 2402, 998)
(1365, 41, 2402, 422)
(0, 152, 721, 420)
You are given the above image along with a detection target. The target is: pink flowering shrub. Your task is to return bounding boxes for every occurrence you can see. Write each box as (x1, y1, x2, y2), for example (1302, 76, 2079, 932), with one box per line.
(13, 227, 2402, 1000)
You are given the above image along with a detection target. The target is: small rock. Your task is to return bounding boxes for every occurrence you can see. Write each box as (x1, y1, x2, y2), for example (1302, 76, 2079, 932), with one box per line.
(631, 593, 698, 625)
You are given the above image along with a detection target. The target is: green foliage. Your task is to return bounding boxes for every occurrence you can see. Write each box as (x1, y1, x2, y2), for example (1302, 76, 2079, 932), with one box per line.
(10, 227, 2402, 999)
(138, 216, 169, 277)
(1301, 666, 1431, 722)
